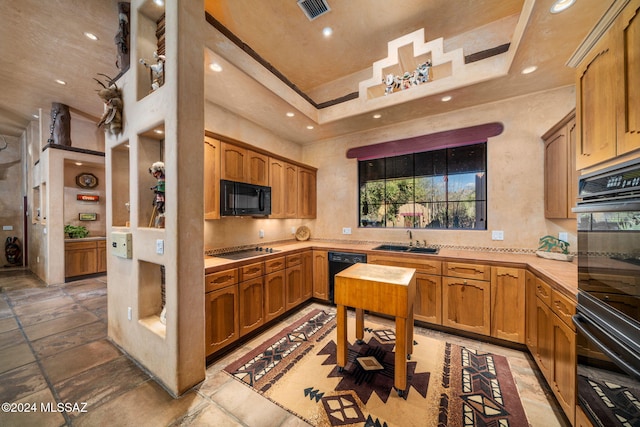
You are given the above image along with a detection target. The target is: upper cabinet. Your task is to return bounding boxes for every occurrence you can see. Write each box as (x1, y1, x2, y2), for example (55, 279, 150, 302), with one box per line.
(220, 142, 247, 182)
(204, 137, 220, 220)
(297, 167, 317, 219)
(576, 0, 640, 170)
(542, 110, 577, 219)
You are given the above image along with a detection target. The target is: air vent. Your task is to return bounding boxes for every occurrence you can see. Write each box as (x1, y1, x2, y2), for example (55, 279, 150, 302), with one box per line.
(297, 0, 330, 21)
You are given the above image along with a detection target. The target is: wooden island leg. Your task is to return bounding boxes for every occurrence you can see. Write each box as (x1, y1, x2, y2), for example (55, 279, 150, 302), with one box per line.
(355, 308, 364, 343)
(336, 304, 348, 369)
(394, 316, 407, 393)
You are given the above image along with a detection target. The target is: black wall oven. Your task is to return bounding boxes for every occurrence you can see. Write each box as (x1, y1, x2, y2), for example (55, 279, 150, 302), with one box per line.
(573, 159, 640, 426)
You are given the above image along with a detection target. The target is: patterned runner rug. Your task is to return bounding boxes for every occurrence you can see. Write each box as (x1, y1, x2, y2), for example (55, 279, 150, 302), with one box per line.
(224, 309, 528, 427)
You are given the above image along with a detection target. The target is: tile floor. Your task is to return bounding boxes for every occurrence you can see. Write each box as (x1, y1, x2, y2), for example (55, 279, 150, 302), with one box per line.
(0, 270, 569, 426)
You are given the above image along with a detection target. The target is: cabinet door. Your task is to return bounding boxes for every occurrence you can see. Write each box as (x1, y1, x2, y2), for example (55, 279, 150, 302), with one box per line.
(297, 167, 317, 219)
(535, 297, 553, 382)
(285, 265, 303, 311)
(442, 277, 490, 335)
(268, 157, 285, 218)
(544, 125, 569, 218)
(552, 313, 577, 426)
(414, 273, 442, 325)
(301, 251, 313, 300)
(284, 163, 298, 218)
(525, 271, 538, 354)
(567, 117, 578, 218)
(205, 285, 239, 356)
(312, 250, 328, 301)
(617, 1, 640, 155)
(248, 150, 269, 186)
(221, 142, 247, 182)
(204, 138, 220, 220)
(238, 278, 264, 337)
(576, 30, 618, 170)
(264, 270, 286, 322)
(97, 241, 107, 273)
(491, 267, 525, 343)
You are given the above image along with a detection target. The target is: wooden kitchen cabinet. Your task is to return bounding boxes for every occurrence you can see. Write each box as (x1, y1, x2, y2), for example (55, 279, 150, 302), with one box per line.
(248, 150, 268, 186)
(204, 137, 220, 220)
(65, 240, 105, 279)
(525, 271, 538, 354)
(368, 253, 442, 324)
(576, 0, 640, 170)
(285, 264, 303, 310)
(297, 167, 317, 218)
(205, 284, 239, 356)
(312, 250, 329, 301)
(442, 276, 491, 335)
(491, 266, 525, 343)
(264, 270, 286, 322)
(220, 142, 247, 182)
(284, 163, 298, 218)
(542, 110, 577, 219)
(238, 277, 264, 337)
(269, 157, 286, 218)
(301, 250, 313, 300)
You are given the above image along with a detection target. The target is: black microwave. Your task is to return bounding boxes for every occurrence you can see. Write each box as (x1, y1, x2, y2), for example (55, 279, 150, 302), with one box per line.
(220, 180, 271, 216)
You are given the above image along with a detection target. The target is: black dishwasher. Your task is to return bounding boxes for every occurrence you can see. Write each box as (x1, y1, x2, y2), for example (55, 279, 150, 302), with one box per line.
(328, 251, 367, 304)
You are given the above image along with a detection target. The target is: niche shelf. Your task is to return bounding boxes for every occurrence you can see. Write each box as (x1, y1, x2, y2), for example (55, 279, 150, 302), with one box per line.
(138, 259, 166, 339)
(136, 1, 166, 101)
(111, 141, 131, 227)
(137, 124, 165, 229)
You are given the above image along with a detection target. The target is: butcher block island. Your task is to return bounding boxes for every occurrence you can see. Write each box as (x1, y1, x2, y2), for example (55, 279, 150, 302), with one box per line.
(334, 263, 416, 395)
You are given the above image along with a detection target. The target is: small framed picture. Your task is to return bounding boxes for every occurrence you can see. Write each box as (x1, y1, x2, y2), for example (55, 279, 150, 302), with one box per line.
(79, 213, 97, 221)
(76, 173, 99, 189)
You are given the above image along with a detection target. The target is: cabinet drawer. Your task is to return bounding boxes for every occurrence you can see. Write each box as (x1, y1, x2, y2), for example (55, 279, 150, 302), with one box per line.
(368, 254, 441, 275)
(205, 268, 239, 293)
(286, 253, 302, 268)
(535, 278, 552, 307)
(265, 256, 286, 273)
(444, 262, 490, 281)
(97, 240, 107, 248)
(552, 290, 576, 330)
(240, 262, 264, 281)
(65, 241, 97, 250)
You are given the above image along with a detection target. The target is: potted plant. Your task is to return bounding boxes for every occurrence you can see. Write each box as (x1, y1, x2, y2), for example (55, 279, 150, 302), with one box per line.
(64, 224, 89, 239)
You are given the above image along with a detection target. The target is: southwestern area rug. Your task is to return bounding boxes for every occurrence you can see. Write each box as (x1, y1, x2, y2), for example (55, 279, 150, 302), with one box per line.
(224, 309, 529, 427)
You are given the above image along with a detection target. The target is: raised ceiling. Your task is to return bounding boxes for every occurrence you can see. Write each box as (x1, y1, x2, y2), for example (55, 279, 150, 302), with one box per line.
(0, 0, 611, 144)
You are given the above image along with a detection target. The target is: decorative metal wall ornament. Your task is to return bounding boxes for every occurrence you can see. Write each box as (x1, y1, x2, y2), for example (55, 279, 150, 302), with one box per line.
(76, 173, 99, 189)
(94, 74, 123, 134)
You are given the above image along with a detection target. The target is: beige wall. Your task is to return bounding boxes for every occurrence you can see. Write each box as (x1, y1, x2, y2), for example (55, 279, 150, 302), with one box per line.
(302, 85, 577, 251)
(0, 134, 24, 266)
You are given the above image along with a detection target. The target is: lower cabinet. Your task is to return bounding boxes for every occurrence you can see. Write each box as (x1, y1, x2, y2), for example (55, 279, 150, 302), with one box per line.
(285, 254, 303, 310)
(238, 277, 264, 337)
(205, 285, 239, 356)
(415, 273, 442, 324)
(65, 239, 107, 278)
(442, 276, 491, 335)
(264, 270, 286, 322)
(491, 267, 525, 343)
(312, 250, 329, 301)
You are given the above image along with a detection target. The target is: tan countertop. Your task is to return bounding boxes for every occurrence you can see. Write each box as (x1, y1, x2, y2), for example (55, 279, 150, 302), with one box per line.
(204, 240, 578, 301)
(64, 236, 107, 242)
(205, 240, 578, 300)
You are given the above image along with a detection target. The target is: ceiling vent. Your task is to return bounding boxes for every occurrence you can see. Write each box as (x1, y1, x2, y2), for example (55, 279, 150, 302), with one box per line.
(297, 0, 331, 21)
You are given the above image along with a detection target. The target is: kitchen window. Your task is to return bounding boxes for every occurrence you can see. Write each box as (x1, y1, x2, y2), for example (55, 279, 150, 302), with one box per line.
(358, 142, 487, 229)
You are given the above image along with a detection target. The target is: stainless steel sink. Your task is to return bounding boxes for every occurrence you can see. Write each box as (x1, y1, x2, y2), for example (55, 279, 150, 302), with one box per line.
(372, 244, 439, 254)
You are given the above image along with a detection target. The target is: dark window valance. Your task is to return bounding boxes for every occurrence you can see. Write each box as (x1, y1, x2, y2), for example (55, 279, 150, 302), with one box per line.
(346, 122, 503, 160)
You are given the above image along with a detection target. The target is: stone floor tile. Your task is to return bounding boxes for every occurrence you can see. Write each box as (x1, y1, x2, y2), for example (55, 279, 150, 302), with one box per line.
(0, 362, 48, 403)
(54, 355, 151, 414)
(73, 380, 206, 427)
(65, 282, 107, 301)
(18, 302, 85, 327)
(40, 339, 121, 384)
(31, 321, 107, 359)
(196, 369, 234, 397)
(0, 297, 13, 319)
(170, 402, 244, 427)
(12, 295, 76, 318)
(0, 328, 25, 349)
(0, 386, 66, 427)
(6, 287, 65, 307)
(22, 311, 99, 341)
(0, 342, 36, 374)
(0, 316, 18, 333)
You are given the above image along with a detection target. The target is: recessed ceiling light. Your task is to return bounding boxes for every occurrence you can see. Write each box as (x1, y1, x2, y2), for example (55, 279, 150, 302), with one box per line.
(153, 129, 164, 134)
(322, 27, 333, 37)
(83, 32, 98, 41)
(32, 114, 39, 119)
(209, 63, 222, 72)
(153, 0, 164, 6)
(441, 95, 452, 102)
(75, 162, 83, 166)
(306, 125, 314, 130)
(55, 79, 67, 85)
(521, 65, 538, 74)
(550, 0, 576, 13)
(373, 113, 382, 119)
(286, 112, 295, 117)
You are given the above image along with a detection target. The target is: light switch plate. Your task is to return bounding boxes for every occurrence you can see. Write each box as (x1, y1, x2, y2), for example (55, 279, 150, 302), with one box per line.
(342, 227, 352, 235)
(156, 239, 164, 255)
(559, 232, 568, 242)
(491, 230, 504, 241)
(2, 225, 13, 231)
(111, 232, 132, 258)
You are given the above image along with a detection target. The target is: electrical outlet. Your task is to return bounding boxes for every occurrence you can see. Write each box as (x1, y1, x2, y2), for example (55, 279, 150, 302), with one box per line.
(127, 307, 132, 321)
(559, 232, 568, 242)
(259, 229, 264, 238)
(156, 239, 164, 255)
(342, 227, 352, 235)
(491, 230, 504, 241)
(2, 225, 13, 231)
(291, 227, 296, 235)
